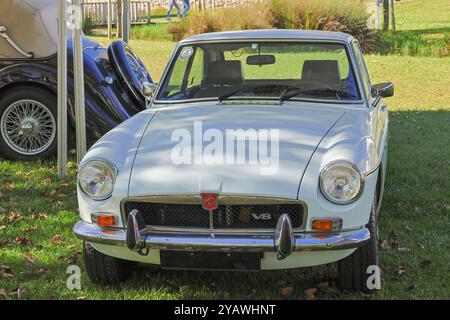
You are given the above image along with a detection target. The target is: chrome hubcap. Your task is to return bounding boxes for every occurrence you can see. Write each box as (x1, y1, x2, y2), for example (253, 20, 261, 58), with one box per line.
(1, 99, 56, 155)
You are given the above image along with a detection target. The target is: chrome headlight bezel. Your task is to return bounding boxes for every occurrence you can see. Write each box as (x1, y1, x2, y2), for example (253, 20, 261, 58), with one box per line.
(319, 161, 365, 205)
(78, 159, 118, 201)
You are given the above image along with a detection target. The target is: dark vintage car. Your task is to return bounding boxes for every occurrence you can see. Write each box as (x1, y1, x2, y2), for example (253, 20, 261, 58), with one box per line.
(0, 0, 153, 160)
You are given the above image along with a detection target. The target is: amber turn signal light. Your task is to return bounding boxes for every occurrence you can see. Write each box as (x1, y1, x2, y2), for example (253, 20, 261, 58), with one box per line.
(92, 214, 117, 227)
(311, 218, 343, 232)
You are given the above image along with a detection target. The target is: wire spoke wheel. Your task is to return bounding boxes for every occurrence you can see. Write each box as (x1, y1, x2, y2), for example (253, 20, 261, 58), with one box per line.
(0, 99, 56, 155)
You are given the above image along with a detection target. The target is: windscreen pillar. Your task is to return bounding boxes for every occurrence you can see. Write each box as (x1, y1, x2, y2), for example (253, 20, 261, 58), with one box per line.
(57, 0, 67, 178)
(72, 0, 87, 162)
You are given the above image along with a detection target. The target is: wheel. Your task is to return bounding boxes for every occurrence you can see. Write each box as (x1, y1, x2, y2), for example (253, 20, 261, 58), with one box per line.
(83, 241, 135, 285)
(337, 193, 379, 293)
(0, 87, 57, 160)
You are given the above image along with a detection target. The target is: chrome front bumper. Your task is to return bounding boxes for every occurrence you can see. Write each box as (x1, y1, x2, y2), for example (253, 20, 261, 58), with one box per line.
(73, 211, 370, 260)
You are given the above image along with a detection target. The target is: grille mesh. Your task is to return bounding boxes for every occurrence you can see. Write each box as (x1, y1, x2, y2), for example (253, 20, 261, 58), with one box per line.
(123, 201, 304, 230)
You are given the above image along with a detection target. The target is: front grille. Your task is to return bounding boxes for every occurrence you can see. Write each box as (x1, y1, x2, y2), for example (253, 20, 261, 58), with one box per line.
(123, 201, 305, 230)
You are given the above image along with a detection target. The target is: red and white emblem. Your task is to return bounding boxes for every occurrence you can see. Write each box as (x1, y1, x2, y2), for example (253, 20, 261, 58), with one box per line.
(201, 193, 218, 211)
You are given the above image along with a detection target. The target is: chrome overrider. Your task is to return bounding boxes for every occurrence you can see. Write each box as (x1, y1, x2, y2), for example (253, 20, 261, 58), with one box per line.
(73, 210, 370, 260)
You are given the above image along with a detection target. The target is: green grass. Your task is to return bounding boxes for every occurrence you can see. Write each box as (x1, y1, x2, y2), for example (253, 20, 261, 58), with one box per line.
(131, 23, 174, 42)
(378, 0, 450, 57)
(1, 0, 449, 300)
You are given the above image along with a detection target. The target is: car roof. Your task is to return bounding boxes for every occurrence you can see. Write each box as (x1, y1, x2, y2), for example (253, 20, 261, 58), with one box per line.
(180, 29, 354, 44)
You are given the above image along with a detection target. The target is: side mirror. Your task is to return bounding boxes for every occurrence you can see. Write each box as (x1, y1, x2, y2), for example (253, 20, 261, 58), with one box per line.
(371, 82, 394, 98)
(142, 81, 157, 98)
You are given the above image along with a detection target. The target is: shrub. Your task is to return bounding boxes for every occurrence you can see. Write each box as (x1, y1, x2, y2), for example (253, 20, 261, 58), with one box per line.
(167, 0, 378, 52)
(82, 16, 95, 36)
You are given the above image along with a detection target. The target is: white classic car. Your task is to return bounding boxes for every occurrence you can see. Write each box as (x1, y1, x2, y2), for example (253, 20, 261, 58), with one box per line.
(73, 30, 393, 292)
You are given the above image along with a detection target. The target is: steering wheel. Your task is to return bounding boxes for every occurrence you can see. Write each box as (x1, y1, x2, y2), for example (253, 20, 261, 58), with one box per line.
(108, 41, 153, 106)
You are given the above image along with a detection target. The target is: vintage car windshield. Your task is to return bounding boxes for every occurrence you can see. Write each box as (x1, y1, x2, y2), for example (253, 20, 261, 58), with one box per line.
(156, 41, 361, 103)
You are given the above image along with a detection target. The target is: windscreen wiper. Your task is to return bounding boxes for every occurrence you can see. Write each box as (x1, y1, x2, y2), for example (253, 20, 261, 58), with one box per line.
(280, 88, 357, 102)
(219, 84, 299, 102)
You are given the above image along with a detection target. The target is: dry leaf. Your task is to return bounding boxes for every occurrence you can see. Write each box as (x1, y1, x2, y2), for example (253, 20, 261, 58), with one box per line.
(77, 296, 87, 300)
(304, 287, 317, 300)
(15, 236, 32, 246)
(0, 225, 6, 231)
(0, 288, 7, 299)
(42, 178, 52, 185)
(21, 268, 51, 277)
(48, 189, 58, 196)
(379, 239, 391, 250)
(0, 239, 6, 246)
(280, 286, 294, 297)
(38, 213, 48, 220)
(51, 235, 64, 245)
(24, 252, 37, 264)
(395, 265, 408, 277)
(397, 247, 410, 252)
(60, 181, 70, 188)
(0, 265, 13, 279)
(5, 182, 14, 191)
(22, 226, 39, 232)
(8, 288, 26, 299)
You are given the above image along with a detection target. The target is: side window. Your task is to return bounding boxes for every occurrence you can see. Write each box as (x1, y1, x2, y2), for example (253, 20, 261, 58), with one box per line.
(353, 41, 371, 97)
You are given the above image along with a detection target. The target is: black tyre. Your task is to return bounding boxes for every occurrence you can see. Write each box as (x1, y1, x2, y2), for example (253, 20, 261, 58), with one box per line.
(83, 241, 135, 285)
(0, 86, 57, 160)
(337, 194, 379, 293)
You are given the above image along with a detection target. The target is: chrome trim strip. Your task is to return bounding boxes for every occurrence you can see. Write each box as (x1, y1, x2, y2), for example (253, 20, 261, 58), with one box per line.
(120, 195, 308, 233)
(73, 221, 370, 252)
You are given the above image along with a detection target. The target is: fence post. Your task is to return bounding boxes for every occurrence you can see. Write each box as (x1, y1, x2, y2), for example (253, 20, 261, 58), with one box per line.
(147, 2, 151, 24)
(107, 0, 112, 38)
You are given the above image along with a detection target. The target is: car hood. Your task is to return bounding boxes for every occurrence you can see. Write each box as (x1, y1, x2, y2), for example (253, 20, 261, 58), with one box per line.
(128, 102, 344, 199)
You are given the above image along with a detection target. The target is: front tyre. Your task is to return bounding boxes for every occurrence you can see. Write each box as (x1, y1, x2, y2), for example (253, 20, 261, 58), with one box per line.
(337, 194, 379, 293)
(83, 242, 135, 285)
(0, 87, 57, 160)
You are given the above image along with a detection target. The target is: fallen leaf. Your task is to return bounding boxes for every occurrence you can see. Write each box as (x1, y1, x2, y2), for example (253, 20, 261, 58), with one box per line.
(77, 296, 87, 300)
(42, 178, 52, 185)
(0, 288, 6, 299)
(60, 252, 79, 264)
(395, 265, 408, 277)
(304, 287, 317, 300)
(0, 225, 6, 231)
(5, 182, 14, 191)
(0, 265, 14, 279)
(280, 286, 294, 297)
(24, 252, 37, 264)
(48, 189, 58, 196)
(22, 226, 39, 232)
(15, 236, 32, 246)
(38, 213, 48, 220)
(8, 288, 26, 299)
(0, 239, 6, 246)
(397, 247, 410, 253)
(379, 239, 391, 250)
(60, 181, 70, 188)
(51, 235, 64, 245)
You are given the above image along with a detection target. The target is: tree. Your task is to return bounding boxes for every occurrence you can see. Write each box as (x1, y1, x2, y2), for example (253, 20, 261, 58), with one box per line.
(383, 0, 389, 30)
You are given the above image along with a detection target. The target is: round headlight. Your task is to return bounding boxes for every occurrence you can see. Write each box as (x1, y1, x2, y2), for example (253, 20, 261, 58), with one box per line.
(320, 161, 364, 204)
(78, 160, 117, 200)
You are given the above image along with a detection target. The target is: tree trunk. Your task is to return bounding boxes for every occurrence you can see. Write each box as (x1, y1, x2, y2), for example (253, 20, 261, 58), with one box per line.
(383, 0, 389, 30)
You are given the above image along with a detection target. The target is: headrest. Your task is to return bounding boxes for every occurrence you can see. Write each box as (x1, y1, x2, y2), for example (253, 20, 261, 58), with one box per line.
(302, 60, 341, 88)
(204, 61, 244, 87)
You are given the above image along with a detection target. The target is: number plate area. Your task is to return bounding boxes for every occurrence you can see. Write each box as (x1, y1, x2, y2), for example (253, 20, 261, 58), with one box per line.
(160, 251, 263, 271)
